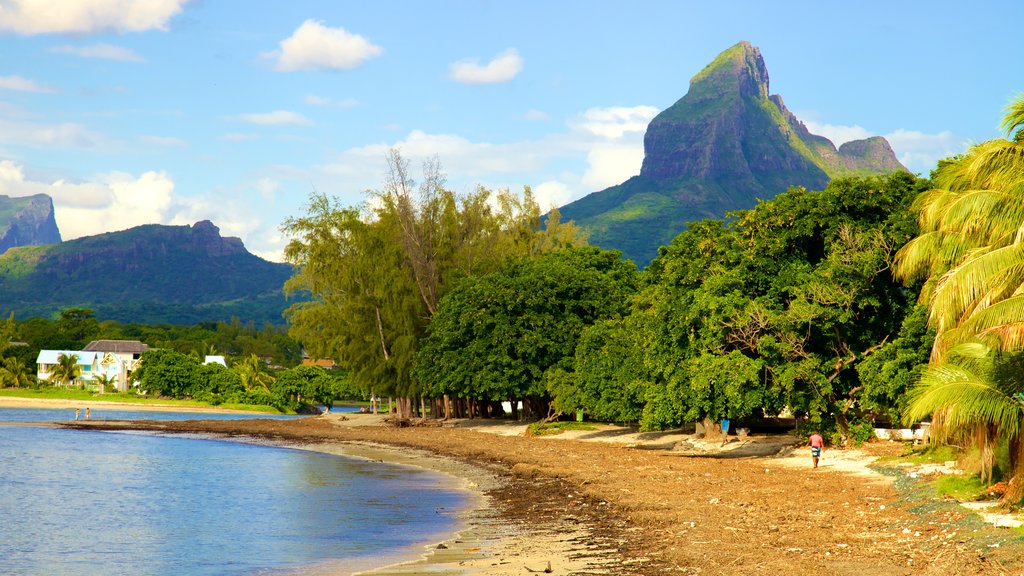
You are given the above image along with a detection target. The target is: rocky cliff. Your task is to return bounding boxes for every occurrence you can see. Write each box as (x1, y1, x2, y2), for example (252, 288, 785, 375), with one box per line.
(0, 194, 62, 254)
(559, 41, 907, 264)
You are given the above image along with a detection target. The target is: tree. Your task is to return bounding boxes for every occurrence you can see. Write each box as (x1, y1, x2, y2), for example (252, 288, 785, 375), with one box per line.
(283, 150, 585, 418)
(0, 356, 33, 388)
(417, 246, 638, 418)
(894, 94, 1024, 500)
(57, 308, 99, 346)
(49, 353, 81, 387)
(134, 349, 200, 397)
(236, 354, 274, 392)
(904, 344, 1024, 487)
(92, 372, 116, 394)
(627, 173, 924, 436)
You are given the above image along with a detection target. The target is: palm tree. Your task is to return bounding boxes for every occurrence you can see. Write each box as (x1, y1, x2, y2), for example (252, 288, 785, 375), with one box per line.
(49, 353, 81, 387)
(237, 354, 274, 392)
(895, 94, 1024, 359)
(92, 372, 116, 394)
(895, 94, 1024, 500)
(0, 357, 33, 388)
(904, 344, 1024, 487)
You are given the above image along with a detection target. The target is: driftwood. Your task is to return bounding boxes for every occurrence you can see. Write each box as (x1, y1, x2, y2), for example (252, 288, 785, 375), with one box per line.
(525, 561, 553, 573)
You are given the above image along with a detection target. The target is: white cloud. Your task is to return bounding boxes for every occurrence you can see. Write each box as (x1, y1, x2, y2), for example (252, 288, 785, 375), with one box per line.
(234, 110, 311, 126)
(255, 177, 279, 201)
(524, 109, 549, 121)
(0, 75, 55, 93)
(0, 161, 174, 238)
(803, 120, 872, 146)
(140, 134, 186, 147)
(268, 20, 382, 72)
(50, 43, 144, 62)
(304, 94, 359, 108)
(533, 181, 574, 211)
(803, 117, 968, 174)
(0, 0, 190, 35)
(884, 129, 964, 174)
(220, 132, 259, 142)
(0, 116, 102, 148)
(572, 106, 658, 140)
(581, 144, 645, 191)
(449, 48, 524, 84)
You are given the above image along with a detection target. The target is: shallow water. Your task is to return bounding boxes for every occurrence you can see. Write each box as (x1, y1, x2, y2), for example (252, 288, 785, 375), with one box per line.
(0, 427, 465, 575)
(0, 405, 360, 423)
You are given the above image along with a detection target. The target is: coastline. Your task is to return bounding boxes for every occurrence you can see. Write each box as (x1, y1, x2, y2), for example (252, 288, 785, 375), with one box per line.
(0, 395, 283, 414)
(55, 414, 1024, 575)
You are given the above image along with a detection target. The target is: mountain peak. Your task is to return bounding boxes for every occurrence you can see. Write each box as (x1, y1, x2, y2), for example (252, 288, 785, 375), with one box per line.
(0, 193, 62, 255)
(561, 41, 908, 265)
(688, 41, 768, 101)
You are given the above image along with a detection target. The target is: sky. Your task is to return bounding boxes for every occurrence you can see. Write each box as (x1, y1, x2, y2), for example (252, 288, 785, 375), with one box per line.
(0, 1, 1021, 262)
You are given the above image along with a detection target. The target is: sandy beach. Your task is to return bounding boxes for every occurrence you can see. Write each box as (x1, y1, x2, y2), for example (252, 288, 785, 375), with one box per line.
(0, 395, 285, 414)
(15, 403, 1022, 575)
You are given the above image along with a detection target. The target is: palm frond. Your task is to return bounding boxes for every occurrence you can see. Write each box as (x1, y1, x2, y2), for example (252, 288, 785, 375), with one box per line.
(1002, 94, 1024, 139)
(928, 243, 1024, 332)
(956, 294, 1024, 351)
(904, 361, 1023, 439)
(894, 231, 979, 283)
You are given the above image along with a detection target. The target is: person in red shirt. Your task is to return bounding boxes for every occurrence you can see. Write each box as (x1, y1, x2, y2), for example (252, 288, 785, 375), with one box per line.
(808, 431, 824, 468)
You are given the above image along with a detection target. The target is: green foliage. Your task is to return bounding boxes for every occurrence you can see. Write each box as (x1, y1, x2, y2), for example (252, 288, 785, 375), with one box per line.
(611, 173, 928, 436)
(135, 349, 201, 397)
(416, 246, 638, 408)
(525, 420, 597, 437)
(283, 151, 585, 411)
(933, 475, 987, 501)
(0, 221, 294, 325)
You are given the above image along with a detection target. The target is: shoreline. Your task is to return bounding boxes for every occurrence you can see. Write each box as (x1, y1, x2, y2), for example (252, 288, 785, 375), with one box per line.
(50, 415, 1024, 575)
(0, 394, 285, 414)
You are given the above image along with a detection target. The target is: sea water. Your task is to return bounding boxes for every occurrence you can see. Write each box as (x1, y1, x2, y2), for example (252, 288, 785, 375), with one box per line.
(0, 426, 465, 575)
(0, 406, 358, 423)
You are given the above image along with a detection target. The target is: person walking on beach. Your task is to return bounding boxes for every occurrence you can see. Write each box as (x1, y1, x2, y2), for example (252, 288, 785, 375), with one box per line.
(809, 430, 824, 468)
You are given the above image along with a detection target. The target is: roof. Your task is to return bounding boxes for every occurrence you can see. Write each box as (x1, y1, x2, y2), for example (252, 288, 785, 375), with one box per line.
(301, 358, 337, 368)
(36, 350, 100, 365)
(83, 340, 151, 354)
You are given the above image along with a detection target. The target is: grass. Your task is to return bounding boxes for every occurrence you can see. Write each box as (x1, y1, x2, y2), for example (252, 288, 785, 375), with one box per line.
(0, 387, 288, 414)
(526, 420, 598, 437)
(933, 475, 988, 501)
(878, 443, 960, 464)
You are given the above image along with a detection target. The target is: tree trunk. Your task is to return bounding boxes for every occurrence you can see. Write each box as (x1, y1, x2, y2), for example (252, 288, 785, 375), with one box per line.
(510, 399, 519, 421)
(1004, 436, 1024, 503)
(444, 394, 451, 419)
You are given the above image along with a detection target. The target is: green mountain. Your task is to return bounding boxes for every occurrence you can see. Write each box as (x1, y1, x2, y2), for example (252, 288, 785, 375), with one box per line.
(0, 194, 62, 254)
(0, 220, 295, 325)
(560, 41, 906, 264)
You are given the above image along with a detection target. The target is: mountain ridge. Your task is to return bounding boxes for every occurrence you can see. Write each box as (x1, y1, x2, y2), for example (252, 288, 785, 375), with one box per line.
(560, 41, 906, 264)
(0, 220, 294, 325)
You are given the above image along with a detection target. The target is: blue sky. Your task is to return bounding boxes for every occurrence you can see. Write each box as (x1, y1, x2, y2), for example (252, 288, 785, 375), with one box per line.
(0, 1, 1020, 261)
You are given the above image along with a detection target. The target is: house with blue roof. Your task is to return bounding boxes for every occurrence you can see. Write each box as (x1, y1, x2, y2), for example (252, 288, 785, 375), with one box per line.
(36, 340, 150, 392)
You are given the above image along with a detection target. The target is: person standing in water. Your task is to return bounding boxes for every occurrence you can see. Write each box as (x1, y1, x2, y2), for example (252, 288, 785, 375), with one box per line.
(808, 430, 824, 468)
(85, 407, 91, 420)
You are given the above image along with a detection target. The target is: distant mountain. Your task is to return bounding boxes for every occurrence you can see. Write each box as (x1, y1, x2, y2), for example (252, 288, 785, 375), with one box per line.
(560, 41, 906, 264)
(0, 194, 62, 254)
(0, 220, 295, 325)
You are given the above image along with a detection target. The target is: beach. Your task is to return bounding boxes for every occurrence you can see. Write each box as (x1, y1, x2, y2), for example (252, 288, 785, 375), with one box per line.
(0, 395, 282, 414)
(38, 407, 1024, 575)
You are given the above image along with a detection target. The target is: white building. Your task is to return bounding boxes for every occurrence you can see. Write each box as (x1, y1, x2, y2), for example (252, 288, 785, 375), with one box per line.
(36, 340, 150, 392)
